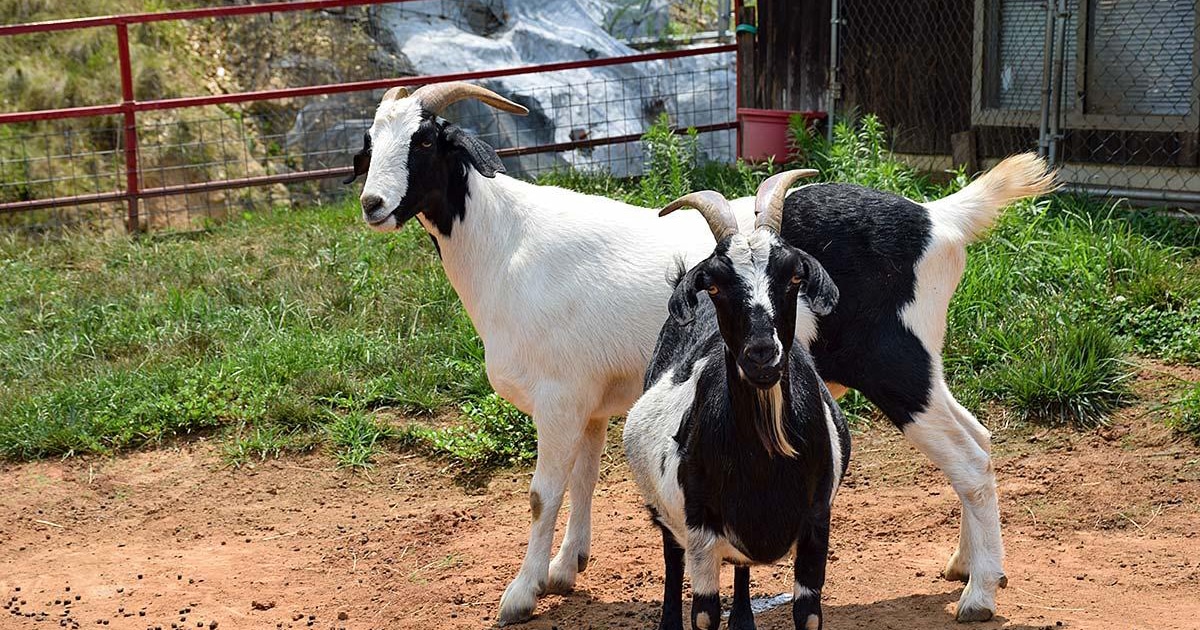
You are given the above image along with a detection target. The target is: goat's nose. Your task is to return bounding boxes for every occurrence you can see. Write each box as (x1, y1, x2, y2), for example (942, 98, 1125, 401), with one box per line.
(743, 340, 779, 367)
(361, 194, 385, 216)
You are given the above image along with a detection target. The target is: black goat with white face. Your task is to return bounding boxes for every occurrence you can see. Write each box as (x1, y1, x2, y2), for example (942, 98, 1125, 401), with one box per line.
(625, 173, 852, 630)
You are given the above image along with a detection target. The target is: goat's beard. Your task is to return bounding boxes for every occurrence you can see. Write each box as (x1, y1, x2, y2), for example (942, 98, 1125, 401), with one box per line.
(754, 384, 798, 458)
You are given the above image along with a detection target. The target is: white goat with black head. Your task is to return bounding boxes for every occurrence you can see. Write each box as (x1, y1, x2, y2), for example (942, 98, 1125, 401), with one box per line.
(347, 80, 1056, 624)
(625, 175, 852, 630)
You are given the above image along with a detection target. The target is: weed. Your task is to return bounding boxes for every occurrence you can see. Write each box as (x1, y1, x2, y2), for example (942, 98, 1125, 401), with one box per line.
(1168, 384, 1200, 443)
(223, 424, 302, 467)
(984, 321, 1131, 426)
(398, 393, 537, 473)
(637, 112, 701, 207)
(328, 412, 391, 469)
(787, 112, 935, 199)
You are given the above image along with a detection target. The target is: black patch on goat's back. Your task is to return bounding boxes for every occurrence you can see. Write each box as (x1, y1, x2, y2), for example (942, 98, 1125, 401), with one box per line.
(779, 183, 935, 425)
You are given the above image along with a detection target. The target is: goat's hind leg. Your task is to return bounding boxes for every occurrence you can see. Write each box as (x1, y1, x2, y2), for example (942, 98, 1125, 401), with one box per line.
(546, 417, 607, 593)
(941, 386, 997, 585)
(898, 381, 1005, 622)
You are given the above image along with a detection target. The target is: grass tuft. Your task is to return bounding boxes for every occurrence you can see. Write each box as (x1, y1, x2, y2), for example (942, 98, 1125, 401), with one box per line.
(984, 322, 1131, 426)
(328, 412, 391, 470)
(396, 394, 537, 472)
(1167, 384, 1200, 443)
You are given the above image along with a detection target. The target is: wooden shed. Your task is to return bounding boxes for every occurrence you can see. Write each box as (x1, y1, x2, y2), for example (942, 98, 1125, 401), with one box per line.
(737, 0, 1200, 200)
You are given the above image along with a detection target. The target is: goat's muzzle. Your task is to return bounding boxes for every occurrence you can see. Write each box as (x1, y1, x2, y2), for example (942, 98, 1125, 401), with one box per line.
(360, 194, 393, 227)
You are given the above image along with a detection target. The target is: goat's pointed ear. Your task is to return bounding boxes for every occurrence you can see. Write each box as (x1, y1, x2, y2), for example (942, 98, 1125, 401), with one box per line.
(799, 252, 839, 317)
(668, 266, 703, 326)
(344, 132, 371, 185)
(444, 125, 505, 178)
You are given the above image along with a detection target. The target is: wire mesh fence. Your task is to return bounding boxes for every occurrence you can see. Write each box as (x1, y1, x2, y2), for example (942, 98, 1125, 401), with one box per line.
(0, 0, 735, 234)
(834, 0, 1199, 202)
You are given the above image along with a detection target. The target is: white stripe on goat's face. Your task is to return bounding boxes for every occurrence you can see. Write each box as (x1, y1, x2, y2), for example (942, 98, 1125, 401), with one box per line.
(359, 98, 425, 231)
(727, 229, 779, 320)
(725, 229, 785, 378)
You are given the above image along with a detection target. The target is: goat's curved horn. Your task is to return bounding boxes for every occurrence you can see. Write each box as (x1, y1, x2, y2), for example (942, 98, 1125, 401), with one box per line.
(659, 191, 738, 242)
(754, 169, 819, 232)
(382, 85, 410, 101)
(409, 81, 529, 116)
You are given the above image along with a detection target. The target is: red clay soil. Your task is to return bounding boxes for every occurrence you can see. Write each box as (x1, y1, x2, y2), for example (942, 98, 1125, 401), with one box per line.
(2, 373, 1198, 630)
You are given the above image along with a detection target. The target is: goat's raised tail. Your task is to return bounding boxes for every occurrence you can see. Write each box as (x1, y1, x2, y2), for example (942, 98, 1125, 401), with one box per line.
(924, 153, 1059, 244)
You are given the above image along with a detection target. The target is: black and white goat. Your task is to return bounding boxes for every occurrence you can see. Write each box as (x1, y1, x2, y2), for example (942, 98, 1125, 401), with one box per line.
(346, 80, 1056, 624)
(625, 178, 852, 630)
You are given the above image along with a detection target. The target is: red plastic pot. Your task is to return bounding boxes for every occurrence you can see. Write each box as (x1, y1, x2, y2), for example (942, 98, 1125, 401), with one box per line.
(737, 108, 826, 163)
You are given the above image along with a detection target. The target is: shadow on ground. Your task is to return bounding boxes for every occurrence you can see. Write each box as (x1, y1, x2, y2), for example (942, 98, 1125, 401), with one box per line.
(520, 588, 1051, 630)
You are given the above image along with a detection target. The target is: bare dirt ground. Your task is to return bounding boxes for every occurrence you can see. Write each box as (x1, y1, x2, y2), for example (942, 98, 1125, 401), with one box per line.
(2, 367, 1198, 630)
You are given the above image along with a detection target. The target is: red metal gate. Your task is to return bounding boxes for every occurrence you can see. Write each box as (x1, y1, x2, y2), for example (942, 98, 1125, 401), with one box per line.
(0, 0, 736, 232)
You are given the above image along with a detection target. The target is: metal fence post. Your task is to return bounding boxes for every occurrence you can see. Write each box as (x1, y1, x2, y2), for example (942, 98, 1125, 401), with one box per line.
(827, 0, 840, 144)
(1037, 1, 1056, 159)
(116, 21, 141, 234)
(1047, 0, 1070, 166)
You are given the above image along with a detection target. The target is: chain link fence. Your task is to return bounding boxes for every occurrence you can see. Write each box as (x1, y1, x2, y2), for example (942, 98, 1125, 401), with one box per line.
(0, 0, 735, 234)
(835, 0, 1199, 204)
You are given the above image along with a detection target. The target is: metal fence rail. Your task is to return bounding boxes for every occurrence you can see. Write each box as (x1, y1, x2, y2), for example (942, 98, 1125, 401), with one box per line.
(832, 0, 1199, 203)
(0, 0, 736, 233)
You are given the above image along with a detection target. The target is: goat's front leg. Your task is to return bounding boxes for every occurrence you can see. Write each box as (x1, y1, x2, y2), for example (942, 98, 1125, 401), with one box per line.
(658, 526, 686, 630)
(728, 566, 756, 630)
(497, 405, 588, 625)
(792, 516, 829, 630)
(687, 528, 723, 630)
(546, 417, 607, 593)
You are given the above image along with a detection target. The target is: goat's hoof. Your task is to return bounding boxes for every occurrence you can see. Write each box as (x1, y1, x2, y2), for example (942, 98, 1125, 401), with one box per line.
(496, 604, 535, 627)
(954, 580, 998, 623)
(955, 604, 996, 623)
(544, 556, 579, 595)
(942, 566, 970, 583)
(728, 615, 757, 630)
(497, 580, 538, 626)
(543, 574, 575, 595)
(942, 553, 970, 583)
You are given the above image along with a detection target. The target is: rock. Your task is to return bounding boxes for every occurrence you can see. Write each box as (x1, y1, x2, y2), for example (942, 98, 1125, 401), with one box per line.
(366, 0, 733, 177)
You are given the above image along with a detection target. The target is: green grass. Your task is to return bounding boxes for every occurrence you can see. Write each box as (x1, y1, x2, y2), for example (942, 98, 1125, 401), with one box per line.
(328, 411, 391, 469)
(1, 115, 1198, 471)
(0, 201, 498, 463)
(1168, 384, 1200, 443)
(943, 194, 1200, 425)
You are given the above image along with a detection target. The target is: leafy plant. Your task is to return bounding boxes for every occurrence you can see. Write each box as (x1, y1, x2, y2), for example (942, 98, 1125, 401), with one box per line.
(637, 112, 701, 207)
(398, 393, 537, 473)
(786, 112, 933, 199)
(1168, 384, 1200, 443)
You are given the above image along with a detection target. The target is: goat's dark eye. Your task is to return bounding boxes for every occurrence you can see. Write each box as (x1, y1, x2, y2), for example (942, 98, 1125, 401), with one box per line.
(706, 286, 719, 295)
(420, 140, 433, 148)
(790, 274, 804, 286)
